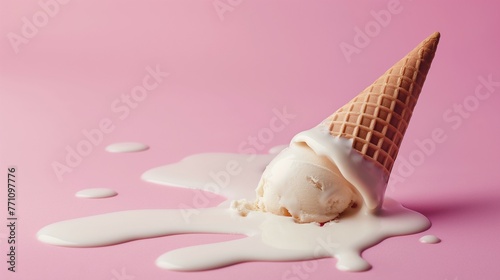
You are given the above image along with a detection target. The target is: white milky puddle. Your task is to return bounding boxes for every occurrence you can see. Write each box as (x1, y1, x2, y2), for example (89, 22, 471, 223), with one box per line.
(75, 188, 117, 198)
(37, 147, 430, 272)
(419, 235, 441, 244)
(141, 152, 276, 202)
(105, 142, 149, 153)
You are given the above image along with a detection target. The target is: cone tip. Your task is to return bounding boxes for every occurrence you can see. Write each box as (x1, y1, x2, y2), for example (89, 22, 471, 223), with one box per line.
(413, 32, 440, 57)
(426, 32, 441, 47)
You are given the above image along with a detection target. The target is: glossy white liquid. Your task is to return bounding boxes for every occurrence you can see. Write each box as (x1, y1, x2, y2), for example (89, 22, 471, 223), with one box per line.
(419, 235, 441, 244)
(37, 147, 430, 272)
(75, 188, 117, 199)
(105, 142, 149, 153)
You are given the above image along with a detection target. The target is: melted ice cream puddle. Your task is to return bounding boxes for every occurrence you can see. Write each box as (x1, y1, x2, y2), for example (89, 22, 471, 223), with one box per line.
(37, 146, 430, 272)
(419, 235, 441, 244)
(105, 142, 149, 153)
(75, 188, 117, 198)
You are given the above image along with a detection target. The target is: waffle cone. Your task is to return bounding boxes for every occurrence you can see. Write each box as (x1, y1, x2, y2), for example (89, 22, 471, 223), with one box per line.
(322, 32, 440, 178)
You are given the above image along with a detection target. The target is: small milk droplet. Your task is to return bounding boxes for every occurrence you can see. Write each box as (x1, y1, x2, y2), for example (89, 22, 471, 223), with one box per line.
(419, 235, 441, 244)
(105, 142, 149, 153)
(75, 188, 117, 199)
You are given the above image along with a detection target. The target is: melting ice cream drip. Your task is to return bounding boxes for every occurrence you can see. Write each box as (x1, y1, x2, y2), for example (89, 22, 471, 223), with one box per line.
(105, 142, 149, 153)
(37, 146, 430, 272)
(75, 188, 117, 198)
(419, 235, 441, 244)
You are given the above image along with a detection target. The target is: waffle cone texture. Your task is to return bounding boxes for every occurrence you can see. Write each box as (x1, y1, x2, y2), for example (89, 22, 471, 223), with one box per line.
(322, 32, 440, 178)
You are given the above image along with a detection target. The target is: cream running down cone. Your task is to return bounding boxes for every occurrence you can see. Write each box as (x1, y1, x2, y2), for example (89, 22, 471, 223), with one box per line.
(232, 32, 440, 223)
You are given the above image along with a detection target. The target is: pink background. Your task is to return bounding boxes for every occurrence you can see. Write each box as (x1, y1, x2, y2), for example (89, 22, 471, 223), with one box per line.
(1, 1, 500, 279)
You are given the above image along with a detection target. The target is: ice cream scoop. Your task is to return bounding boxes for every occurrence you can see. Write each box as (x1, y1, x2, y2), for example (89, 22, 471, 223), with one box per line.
(233, 32, 440, 223)
(254, 143, 359, 223)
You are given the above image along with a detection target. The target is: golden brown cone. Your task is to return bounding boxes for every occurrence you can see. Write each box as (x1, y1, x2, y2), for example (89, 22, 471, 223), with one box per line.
(322, 32, 440, 178)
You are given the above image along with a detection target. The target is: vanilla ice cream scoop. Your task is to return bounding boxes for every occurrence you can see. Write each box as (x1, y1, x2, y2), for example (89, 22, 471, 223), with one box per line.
(254, 143, 359, 223)
(230, 127, 386, 224)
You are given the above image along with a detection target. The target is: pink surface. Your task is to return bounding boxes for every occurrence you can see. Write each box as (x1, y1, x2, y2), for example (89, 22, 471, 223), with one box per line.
(1, 1, 500, 279)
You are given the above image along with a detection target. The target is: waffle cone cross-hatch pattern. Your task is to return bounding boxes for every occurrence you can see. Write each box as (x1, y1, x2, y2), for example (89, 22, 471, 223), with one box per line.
(323, 32, 440, 177)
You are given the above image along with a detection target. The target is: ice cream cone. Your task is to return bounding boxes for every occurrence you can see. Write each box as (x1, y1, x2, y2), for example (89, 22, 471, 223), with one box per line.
(248, 32, 441, 218)
(322, 32, 440, 178)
